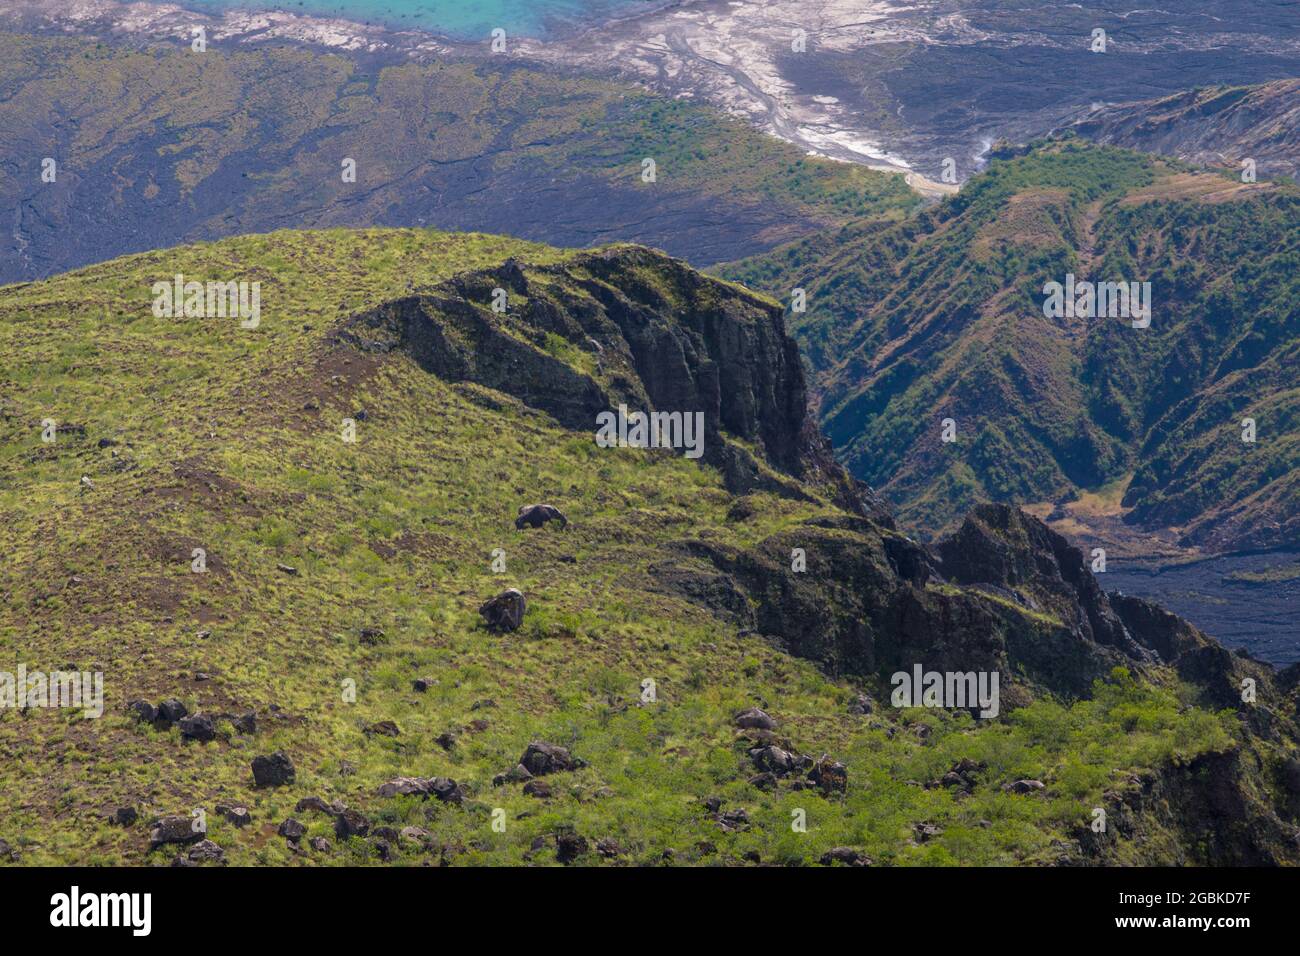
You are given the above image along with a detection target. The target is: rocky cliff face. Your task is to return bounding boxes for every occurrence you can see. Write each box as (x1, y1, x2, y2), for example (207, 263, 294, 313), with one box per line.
(336, 246, 865, 509)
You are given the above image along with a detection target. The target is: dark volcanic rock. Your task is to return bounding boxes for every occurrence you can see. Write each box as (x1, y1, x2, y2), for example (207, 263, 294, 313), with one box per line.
(155, 699, 188, 727)
(820, 846, 870, 867)
(516, 503, 568, 530)
(187, 839, 226, 864)
(520, 741, 580, 776)
(555, 832, 588, 865)
(278, 819, 307, 841)
(734, 707, 776, 730)
(478, 589, 526, 632)
(178, 714, 216, 742)
(150, 815, 202, 850)
(808, 757, 848, 795)
(109, 806, 137, 827)
(251, 751, 295, 787)
(334, 809, 370, 840)
(127, 699, 157, 724)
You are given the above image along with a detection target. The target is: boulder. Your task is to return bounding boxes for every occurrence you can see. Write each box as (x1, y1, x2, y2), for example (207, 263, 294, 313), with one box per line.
(748, 744, 806, 776)
(126, 699, 157, 724)
(108, 806, 137, 827)
(807, 757, 848, 795)
(493, 763, 533, 787)
(149, 815, 203, 849)
(520, 741, 579, 776)
(278, 819, 306, 841)
(233, 712, 257, 735)
(334, 809, 370, 839)
(251, 751, 295, 787)
(365, 720, 400, 737)
(1003, 779, 1046, 795)
(734, 707, 777, 730)
(555, 832, 588, 864)
(523, 779, 552, 799)
(221, 806, 252, 828)
(820, 846, 870, 867)
(178, 714, 216, 742)
(156, 699, 188, 727)
(479, 589, 526, 632)
(718, 809, 751, 832)
(186, 840, 226, 864)
(516, 504, 568, 530)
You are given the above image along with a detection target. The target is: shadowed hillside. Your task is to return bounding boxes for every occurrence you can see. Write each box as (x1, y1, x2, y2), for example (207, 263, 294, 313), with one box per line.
(718, 141, 1300, 557)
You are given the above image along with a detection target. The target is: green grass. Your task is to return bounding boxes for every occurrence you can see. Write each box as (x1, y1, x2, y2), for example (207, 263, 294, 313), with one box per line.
(0, 227, 1241, 865)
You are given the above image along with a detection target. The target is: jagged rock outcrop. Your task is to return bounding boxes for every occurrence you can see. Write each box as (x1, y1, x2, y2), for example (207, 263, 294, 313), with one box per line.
(655, 499, 1291, 715)
(335, 248, 868, 510)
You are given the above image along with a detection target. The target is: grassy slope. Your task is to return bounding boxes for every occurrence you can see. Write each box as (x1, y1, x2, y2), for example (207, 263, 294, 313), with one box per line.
(0, 228, 1238, 866)
(717, 141, 1300, 551)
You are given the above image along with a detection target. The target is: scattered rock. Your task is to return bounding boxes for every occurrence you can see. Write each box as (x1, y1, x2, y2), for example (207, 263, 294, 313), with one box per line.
(251, 751, 295, 787)
(479, 588, 526, 632)
(820, 846, 870, 867)
(555, 832, 588, 864)
(309, 837, 332, 852)
(0, 839, 15, 862)
(365, 720, 400, 737)
(127, 700, 157, 724)
(748, 744, 806, 777)
(150, 815, 203, 849)
(334, 809, 370, 839)
(520, 741, 580, 776)
(413, 676, 437, 692)
(295, 796, 337, 815)
(233, 712, 257, 735)
(1003, 779, 1046, 795)
(220, 806, 252, 828)
(375, 777, 428, 798)
(435, 732, 457, 751)
(748, 772, 779, 791)
(399, 826, 432, 847)
(178, 714, 216, 742)
(278, 819, 307, 842)
(734, 707, 777, 730)
(913, 822, 943, 842)
(359, 626, 386, 645)
(186, 839, 226, 864)
(596, 838, 625, 859)
(108, 806, 137, 827)
(718, 809, 751, 832)
(515, 504, 568, 530)
(372, 839, 393, 861)
(848, 694, 874, 715)
(276, 563, 298, 576)
(522, 779, 552, 799)
(375, 776, 463, 804)
(493, 764, 533, 787)
(808, 756, 848, 795)
(156, 699, 188, 727)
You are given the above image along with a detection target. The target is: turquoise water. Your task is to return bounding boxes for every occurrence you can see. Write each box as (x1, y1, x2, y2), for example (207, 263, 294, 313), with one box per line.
(181, 0, 668, 38)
